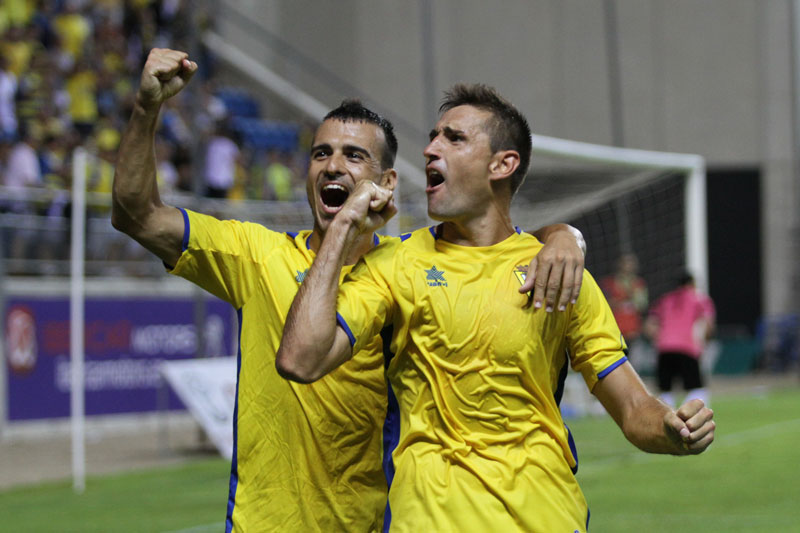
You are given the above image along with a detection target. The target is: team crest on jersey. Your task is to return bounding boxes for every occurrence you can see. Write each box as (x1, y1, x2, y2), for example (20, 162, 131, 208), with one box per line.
(513, 265, 528, 286)
(425, 265, 448, 287)
(295, 269, 309, 283)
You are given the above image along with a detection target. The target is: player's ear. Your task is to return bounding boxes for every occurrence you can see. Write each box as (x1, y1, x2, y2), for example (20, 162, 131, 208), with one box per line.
(380, 168, 398, 191)
(488, 150, 520, 182)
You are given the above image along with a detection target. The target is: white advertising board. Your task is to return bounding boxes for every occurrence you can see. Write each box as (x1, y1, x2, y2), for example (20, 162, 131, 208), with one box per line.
(160, 357, 237, 459)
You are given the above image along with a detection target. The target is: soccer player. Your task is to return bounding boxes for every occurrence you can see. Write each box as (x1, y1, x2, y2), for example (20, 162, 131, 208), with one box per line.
(277, 84, 716, 532)
(646, 271, 716, 408)
(112, 49, 587, 531)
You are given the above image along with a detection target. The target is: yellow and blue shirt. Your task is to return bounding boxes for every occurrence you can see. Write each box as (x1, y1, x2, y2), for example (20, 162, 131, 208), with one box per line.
(337, 226, 627, 532)
(170, 209, 387, 532)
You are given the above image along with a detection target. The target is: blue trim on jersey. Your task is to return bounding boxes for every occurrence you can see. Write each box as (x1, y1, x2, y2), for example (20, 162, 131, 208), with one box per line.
(597, 355, 628, 379)
(399, 232, 412, 242)
(373, 233, 380, 246)
(566, 424, 579, 474)
(553, 355, 580, 473)
(178, 207, 190, 252)
(306, 233, 313, 250)
(336, 312, 357, 347)
(225, 308, 244, 532)
(428, 225, 438, 239)
(380, 326, 400, 533)
(286, 231, 298, 239)
(514, 226, 522, 234)
(586, 508, 591, 531)
(554, 352, 570, 406)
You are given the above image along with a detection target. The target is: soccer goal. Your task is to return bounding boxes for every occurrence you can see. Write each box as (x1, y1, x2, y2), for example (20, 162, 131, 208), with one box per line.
(395, 133, 707, 300)
(515, 134, 707, 299)
(509, 134, 707, 417)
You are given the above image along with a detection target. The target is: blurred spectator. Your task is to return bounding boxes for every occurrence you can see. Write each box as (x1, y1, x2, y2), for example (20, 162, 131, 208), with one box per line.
(265, 148, 294, 201)
(65, 54, 99, 139)
(193, 79, 228, 138)
(2, 127, 43, 260)
(52, 0, 92, 63)
(602, 253, 649, 343)
(1, 24, 40, 79)
(155, 135, 179, 194)
(30, 1, 59, 50)
(3, 126, 43, 203)
(203, 121, 240, 198)
(0, 55, 18, 140)
(88, 123, 119, 212)
(645, 272, 716, 408)
(16, 48, 61, 136)
(159, 96, 192, 148)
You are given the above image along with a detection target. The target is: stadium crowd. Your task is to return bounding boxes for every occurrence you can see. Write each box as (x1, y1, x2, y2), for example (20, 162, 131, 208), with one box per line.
(0, 0, 310, 274)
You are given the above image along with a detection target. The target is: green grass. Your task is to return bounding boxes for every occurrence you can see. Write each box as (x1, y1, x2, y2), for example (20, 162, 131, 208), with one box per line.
(571, 386, 800, 532)
(0, 457, 229, 532)
(1, 386, 798, 532)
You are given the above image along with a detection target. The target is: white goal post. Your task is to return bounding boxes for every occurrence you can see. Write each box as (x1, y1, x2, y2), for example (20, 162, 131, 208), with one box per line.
(517, 134, 707, 293)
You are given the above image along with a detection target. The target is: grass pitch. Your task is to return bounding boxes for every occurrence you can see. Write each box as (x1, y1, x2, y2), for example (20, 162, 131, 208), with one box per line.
(1, 382, 798, 532)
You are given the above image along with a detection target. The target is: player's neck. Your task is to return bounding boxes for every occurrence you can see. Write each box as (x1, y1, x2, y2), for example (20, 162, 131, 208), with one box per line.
(438, 211, 515, 247)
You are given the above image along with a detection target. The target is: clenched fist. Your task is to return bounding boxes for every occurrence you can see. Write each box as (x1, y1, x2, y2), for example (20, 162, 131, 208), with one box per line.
(137, 48, 198, 110)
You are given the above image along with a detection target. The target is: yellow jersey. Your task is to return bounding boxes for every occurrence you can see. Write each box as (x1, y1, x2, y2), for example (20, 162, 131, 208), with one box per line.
(337, 226, 627, 532)
(170, 209, 387, 532)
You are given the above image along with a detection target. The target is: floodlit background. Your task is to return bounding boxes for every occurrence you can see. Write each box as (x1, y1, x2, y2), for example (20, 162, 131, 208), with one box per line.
(1, 1, 798, 531)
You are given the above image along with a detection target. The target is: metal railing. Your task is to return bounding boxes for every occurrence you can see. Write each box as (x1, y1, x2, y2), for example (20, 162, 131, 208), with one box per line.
(0, 185, 317, 278)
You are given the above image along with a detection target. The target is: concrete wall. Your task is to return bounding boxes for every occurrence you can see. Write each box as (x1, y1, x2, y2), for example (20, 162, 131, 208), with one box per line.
(213, 0, 799, 316)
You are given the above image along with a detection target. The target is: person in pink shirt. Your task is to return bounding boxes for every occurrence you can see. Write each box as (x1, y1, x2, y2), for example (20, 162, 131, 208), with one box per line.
(646, 272, 716, 408)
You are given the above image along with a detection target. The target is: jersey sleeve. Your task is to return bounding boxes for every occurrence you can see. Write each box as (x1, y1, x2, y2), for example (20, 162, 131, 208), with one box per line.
(168, 208, 281, 308)
(335, 241, 396, 355)
(566, 271, 628, 391)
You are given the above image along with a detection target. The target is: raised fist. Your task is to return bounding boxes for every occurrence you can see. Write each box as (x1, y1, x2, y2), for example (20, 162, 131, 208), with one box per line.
(137, 48, 198, 110)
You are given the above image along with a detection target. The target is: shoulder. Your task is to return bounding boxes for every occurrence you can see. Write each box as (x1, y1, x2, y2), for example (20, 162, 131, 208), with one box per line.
(184, 208, 304, 251)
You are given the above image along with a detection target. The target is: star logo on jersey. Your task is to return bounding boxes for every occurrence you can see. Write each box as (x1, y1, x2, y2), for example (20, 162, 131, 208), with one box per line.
(425, 265, 448, 287)
(295, 269, 309, 284)
(514, 265, 528, 286)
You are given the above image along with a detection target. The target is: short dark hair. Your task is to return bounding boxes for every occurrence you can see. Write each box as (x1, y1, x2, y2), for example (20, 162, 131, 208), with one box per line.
(678, 270, 695, 287)
(439, 83, 532, 195)
(323, 99, 398, 169)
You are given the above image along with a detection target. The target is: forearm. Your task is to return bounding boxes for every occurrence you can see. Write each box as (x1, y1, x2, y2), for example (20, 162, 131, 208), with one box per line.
(616, 395, 688, 455)
(593, 363, 692, 455)
(276, 218, 360, 382)
(530, 223, 586, 256)
(111, 100, 163, 233)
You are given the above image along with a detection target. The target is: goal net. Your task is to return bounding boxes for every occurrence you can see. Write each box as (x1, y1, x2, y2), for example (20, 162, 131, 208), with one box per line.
(521, 134, 707, 297)
(512, 134, 706, 416)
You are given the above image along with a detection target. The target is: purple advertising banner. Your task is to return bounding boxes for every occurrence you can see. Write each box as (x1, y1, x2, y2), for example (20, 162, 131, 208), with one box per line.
(4, 297, 235, 421)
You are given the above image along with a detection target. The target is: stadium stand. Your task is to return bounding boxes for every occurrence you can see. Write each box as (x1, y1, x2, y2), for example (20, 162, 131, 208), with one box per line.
(0, 1, 307, 277)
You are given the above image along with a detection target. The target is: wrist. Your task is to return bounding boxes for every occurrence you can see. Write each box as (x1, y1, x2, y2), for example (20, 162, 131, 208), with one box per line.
(134, 92, 162, 116)
(329, 216, 362, 247)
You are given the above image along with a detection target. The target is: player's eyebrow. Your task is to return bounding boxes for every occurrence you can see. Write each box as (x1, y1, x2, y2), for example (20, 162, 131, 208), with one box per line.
(342, 143, 373, 159)
(310, 142, 373, 160)
(429, 126, 464, 141)
(310, 142, 330, 154)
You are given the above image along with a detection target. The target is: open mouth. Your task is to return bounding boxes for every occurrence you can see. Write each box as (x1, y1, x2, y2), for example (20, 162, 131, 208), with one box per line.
(426, 169, 445, 190)
(320, 183, 350, 210)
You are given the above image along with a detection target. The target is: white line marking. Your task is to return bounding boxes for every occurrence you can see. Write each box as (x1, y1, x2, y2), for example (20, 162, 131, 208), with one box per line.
(578, 417, 800, 476)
